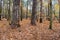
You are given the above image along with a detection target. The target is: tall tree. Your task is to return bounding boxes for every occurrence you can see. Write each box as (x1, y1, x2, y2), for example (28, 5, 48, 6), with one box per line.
(7, 0, 11, 20)
(49, 0, 52, 29)
(58, 0, 60, 23)
(26, 0, 28, 19)
(2, 0, 5, 18)
(47, 0, 50, 21)
(53, 4, 56, 20)
(31, 0, 37, 25)
(10, 0, 20, 28)
(20, 0, 23, 21)
(0, 0, 2, 20)
(40, 0, 43, 23)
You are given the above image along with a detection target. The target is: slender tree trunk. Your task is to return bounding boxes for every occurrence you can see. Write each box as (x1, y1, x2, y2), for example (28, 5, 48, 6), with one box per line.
(7, 0, 11, 20)
(20, 6, 22, 21)
(10, 0, 20, 28)
(0, 0, 2, 20)
(0, 13, 1, 20)
(53, 7, 56, 20)
(2, 0, 5, 18)
(20, 0, 23, 21)
(31, 0, 37, 25)
(40, 0, 43, 23)
(49, 0, 52, 29)
(47, 2, 50, 21)
(26, 0, 28, 19)
(58, 0, 60, 23)
(2, 0, 4, 18)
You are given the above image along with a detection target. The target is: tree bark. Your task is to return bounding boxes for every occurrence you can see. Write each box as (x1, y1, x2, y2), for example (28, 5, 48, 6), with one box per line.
(20, 0, 23, 21)
(47, 2, 50, 21)
(49, 0, 52, 29)
(31, 0, 37, 25)
(58, 0, 60, 23)
(10, 0, 20, 28)
(40, 0, 43, 23)
(0, 0, 2, 20)
(26, 0, 28, 19)
(7, 0, 11, 20)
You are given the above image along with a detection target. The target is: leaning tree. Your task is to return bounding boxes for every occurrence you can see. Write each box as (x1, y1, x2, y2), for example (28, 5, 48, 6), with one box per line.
(10, 0, 20, 28)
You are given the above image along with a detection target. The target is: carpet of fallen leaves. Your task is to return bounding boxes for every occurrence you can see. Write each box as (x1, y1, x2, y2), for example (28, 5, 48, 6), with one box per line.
(0, 18, 60, 40)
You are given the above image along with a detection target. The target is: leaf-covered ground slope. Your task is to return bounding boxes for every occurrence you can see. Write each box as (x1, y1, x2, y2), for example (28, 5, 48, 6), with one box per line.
(0, 18, 60, 40)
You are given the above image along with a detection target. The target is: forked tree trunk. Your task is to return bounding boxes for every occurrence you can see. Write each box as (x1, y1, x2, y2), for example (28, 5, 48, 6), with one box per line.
(10, 0, 20, 28)
(31, 0, 37, 25)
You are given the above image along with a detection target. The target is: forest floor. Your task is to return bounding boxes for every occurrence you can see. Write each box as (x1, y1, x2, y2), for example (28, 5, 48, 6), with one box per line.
(0, 18, 60, 40)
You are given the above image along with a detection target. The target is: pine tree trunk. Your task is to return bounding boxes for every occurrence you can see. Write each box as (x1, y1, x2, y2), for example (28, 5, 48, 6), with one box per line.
(31, 0, 37, 25)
